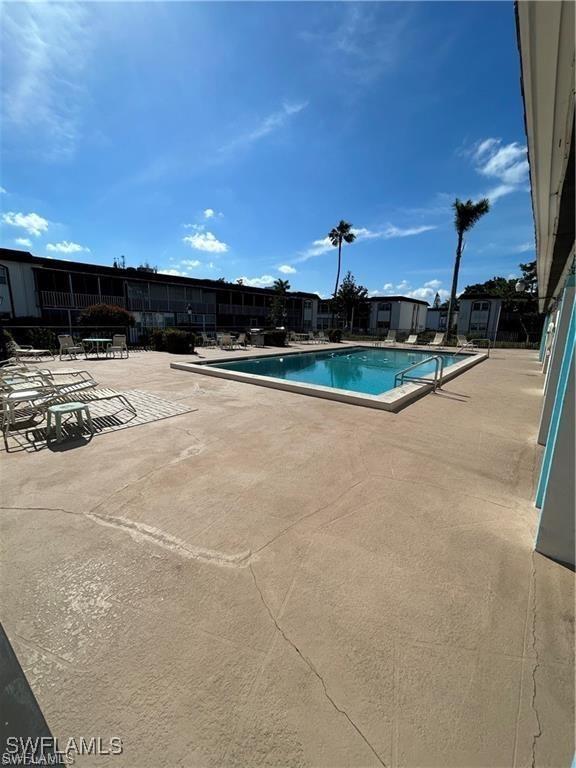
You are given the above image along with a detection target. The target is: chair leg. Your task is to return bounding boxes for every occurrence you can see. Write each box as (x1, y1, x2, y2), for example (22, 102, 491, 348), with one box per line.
(46, 410, 52, 439)
(85, 408, 93, 434)
(76, 410, 84, 431)
(55, 413, 62, 443)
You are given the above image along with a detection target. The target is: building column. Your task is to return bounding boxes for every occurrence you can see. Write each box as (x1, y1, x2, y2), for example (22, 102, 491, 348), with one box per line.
(538, 311, 549, 361)
(538, 275, 575, 444)
(534, 294, 575, 567)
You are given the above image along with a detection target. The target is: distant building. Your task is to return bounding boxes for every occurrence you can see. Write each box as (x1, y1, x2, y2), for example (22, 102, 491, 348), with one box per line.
(457, 295, 503, 340)
(426, 306, 457, 332)
(0, 248, 318, 335)
(368, 296, 428, 335)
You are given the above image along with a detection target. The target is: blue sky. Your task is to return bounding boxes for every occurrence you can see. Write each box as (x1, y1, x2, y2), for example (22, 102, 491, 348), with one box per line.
(0, 1, 534, 302)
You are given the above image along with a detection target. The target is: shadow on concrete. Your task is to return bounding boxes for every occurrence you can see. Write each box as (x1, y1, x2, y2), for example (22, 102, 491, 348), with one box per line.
(0, 623, 63, 764)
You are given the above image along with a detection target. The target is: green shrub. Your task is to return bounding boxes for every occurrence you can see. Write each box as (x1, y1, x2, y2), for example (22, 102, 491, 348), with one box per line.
(22, 327, 58, 351)
(1, 329, 14, 360)
(328, 328, 342, 343)
(262, 329, 287, 347)
(80, 303, 135, 327)
(150, 328, 195, 354)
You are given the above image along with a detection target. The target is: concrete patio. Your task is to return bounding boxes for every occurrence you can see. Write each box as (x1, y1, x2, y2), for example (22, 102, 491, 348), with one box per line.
(0, 345, 573, 767)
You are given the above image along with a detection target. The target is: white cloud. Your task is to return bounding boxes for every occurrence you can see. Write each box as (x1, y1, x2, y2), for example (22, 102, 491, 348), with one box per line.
(14, 237, 32, 248)
(406, 286, 450, 303)
(0, 187, 6, 194)
(179, 259, 202, 268)
(236, 274, 275, 288)
(220, 101, 308, 154)
(468, 138, 529, 203)
(183, 231, 229, 253)
(423, 279, 442, 289)
(203, 208, 223, 219)
(396, 280, 410, 291)
(158, 268, 189, 277)
(46, 240, 90, 254)
(513, 242, 534, 253)
(278, 264, 297, 274)
(383, 283, 394, 291)
(297, 222, 436, 262)
(2, 2, 92, 160)
(2, 211, 49, 237)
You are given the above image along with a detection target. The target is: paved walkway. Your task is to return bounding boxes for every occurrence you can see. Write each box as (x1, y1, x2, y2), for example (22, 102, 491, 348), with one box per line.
(0, 346, 573, 767)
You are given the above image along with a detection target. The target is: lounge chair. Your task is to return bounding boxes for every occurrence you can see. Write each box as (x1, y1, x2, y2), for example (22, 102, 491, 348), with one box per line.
(404, 334, 419, 345)
(58, 335, 84, 361)
(457, 335, 477, 350)
(106, 334, 129, 359)
(427, 333, 446, 347)
(383, 330, 397, 344)
(9, 340, 54, 361)
(316, 331, 328, 344)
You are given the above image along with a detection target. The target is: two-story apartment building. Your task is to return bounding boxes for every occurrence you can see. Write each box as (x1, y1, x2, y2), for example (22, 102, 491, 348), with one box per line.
(0, 249, 318, 335)
(368, 296, 428, 335)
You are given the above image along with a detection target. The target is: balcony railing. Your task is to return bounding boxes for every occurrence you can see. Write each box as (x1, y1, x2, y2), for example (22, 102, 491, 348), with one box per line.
(218, 303, 268, 316)
(127, 297, 216, 313)
(40, 291, 126, 309)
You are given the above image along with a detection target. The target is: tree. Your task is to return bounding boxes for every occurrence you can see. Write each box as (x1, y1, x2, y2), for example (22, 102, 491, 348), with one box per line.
(333, 272, 369, 330)
(136, 262, 157, 273)
(328, 220, 356, 299)
(269, 278, 291, 326)
(433, 292, 442, 309)
(80, 303, 135, 327)
(445, 198, 490, 338)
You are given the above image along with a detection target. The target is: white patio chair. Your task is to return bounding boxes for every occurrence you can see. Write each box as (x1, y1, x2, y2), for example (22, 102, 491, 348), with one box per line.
(9, 339, 54, 361)
(219, 333, 234, 350)
(106, 334, 129, 359)
(427, 333, 446, 347)
(383, 330, 397, 344)
(404, 334, 419, 345)
(58, 335, 84, 360)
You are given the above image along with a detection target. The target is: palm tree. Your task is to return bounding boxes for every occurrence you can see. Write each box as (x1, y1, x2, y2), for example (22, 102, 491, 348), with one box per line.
(445, 198, 490, 340)
(328, 220, 356, 326)
(273, 278, 290, 294)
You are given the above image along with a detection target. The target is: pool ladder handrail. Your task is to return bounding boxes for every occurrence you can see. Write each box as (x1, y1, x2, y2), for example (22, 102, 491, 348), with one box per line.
(394, 355, 445, 392)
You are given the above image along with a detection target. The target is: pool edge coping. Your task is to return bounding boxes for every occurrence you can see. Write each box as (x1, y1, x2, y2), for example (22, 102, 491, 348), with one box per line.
(170, 344, 488, 412)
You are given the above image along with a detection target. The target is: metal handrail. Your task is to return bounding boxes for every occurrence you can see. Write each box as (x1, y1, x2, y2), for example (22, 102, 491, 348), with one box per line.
(394, 355, 444, 392)
(453, 338, 491, 357)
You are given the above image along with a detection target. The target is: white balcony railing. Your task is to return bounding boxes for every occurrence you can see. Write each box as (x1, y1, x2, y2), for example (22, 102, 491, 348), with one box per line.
(40, 291, 126, 308)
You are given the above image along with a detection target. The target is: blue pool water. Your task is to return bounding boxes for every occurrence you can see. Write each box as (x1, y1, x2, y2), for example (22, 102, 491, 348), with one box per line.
(211, 346, 468, 396)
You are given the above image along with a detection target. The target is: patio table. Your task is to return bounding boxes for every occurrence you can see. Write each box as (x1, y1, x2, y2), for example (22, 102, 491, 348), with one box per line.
(82, 338, 112, 359)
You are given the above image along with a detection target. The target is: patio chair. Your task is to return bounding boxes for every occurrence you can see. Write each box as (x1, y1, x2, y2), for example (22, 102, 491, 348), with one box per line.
(9, 339, 54, 361)
(201, 332, 217, 348)
(58, 335, 84, 361)
(316, 331, 328, 344)
(219, 333, 234, 350)
(235, 332, 248, 348)
(427, 333, 446, 347)
(383, 330, 397, 344)
(106, 334, 129, 359)
(404, 334, 419, 345)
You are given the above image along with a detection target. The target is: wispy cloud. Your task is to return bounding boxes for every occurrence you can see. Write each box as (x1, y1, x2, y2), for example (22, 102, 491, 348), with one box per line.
(2, 2, 92, 160)
(203, 208, 223, 220)
(296, 223, 436, 262)
(236, 274, 275, 288)
(46, 241, 90, 254)
(219, 101, 307, 155)
(300, 5, 412, 83)
(0, 187, 7, 195)
(183, 231, 229, 253)
(512, 241, 534, 253)
(464, 138, 529, 203)
(14, 237, 32, 248)
(278, 265, 296, 274)
(2, 211, 49, 237)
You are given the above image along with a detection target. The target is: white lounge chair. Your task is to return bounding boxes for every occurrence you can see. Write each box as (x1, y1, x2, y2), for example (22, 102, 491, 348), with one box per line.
(58, 335, 84, 360)
(404, 334, 419, 345)
(383, 330, 397, 344)
(427, 333, 446, 347)
(106, 334, 129, 359)
(457, 335, 477, 350)
(234, 333, 248, 348)
(10, 339, 54, 361)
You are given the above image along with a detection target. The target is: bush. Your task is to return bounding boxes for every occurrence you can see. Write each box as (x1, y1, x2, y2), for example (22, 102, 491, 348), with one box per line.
(80, 303, 135, 327)
(328, 328, 342, 343)
(262, 329, 287, 347)
(22, 327, 58, 351)
(150, 328, 195, 354)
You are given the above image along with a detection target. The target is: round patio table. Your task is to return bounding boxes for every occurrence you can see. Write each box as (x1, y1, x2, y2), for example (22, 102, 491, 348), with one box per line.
(82, 338, 112, 359)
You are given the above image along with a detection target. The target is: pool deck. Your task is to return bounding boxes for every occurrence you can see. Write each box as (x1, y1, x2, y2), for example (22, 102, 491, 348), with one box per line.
(0, 344, 573, 767)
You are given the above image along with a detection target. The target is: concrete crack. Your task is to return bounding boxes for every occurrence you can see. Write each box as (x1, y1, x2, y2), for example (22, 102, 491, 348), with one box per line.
(249, 564, 387, 767)
(529, 553, 542, 768)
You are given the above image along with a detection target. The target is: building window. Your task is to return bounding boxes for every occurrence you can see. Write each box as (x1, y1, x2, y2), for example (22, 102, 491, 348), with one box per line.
(0, 266, 7, 285)
(472, 301, 490, 311)
(378, 302, 391, 312)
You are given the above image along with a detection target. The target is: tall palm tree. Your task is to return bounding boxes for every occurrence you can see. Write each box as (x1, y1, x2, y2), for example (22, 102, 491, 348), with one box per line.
(445, 198, 490, 339)
(328, 220, 356, 326)
(328, 220, 356, 298)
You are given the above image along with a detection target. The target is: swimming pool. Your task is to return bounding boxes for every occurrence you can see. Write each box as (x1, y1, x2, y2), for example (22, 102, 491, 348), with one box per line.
(210, 346, 468, 396)
(171, 344, 487, 411)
